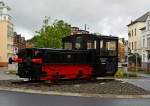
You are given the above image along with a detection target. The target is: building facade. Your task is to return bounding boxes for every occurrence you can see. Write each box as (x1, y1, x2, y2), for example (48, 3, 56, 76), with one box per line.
(71, 27, 89, 35)
(13, 32, 26, 52)
(0, 2, 14, 66)
(118, 38, 128, 63)
(127, 13, 148, 54)
(141, 13, 150, 70)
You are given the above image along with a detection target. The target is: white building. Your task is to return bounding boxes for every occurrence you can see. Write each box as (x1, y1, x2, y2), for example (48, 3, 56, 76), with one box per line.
(141, 13, 150, 69)
(127, 12, 148, 55)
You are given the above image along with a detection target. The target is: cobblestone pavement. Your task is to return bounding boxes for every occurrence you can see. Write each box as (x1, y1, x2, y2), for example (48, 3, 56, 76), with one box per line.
(0, 79, 149, 95)
(0, 65, 150, 95)
(120, 78, 150, 91)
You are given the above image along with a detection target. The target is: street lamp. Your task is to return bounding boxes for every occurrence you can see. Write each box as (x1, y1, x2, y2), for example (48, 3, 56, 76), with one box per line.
(136, 51, 138, 73)
(135, 49, 141, 73)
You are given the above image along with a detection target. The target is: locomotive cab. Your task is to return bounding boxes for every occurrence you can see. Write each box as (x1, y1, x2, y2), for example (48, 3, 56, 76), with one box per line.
(62, 34, 118, 76)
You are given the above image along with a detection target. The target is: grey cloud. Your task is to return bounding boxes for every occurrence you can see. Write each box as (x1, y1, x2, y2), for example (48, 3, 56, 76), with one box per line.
(3, 0, 150, 39)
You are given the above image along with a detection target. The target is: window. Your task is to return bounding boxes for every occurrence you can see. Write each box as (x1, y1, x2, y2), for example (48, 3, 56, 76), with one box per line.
(75, 37, 82, 49)
(87, 42, 92, 49)
(135, 41, 137, 49)
(147, 37, 150, 48)
(132, 30, 133, 36)
(106, 41, 116, 50)
(132, 42, 134, 49)
(7, 25, 13, 36)
(100, 40, 117, 56)
(148, 21, 150, 31)
(75, 43, 81, 49)
(128, 31, 131, 37)
(143, 54, 145, 62)
(87, 40, 96, 49)
(143, 39, 145, 47)
(100, 40, 103, 49)
(100, 40, 116, 50)
(64, 43, 72, 50)
(135, 29, 136, 36)
(129, 42, 131, 49)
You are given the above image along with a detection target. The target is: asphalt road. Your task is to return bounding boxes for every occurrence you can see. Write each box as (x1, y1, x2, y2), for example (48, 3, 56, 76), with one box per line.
(0, 91, 150, 106)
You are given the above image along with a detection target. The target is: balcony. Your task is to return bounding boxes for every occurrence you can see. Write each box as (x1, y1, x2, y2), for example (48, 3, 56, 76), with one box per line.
(143, 47, 150, 51)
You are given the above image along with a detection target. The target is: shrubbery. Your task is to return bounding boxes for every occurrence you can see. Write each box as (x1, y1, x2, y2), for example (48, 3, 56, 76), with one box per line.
(115, 69, 124, 78)
(115, 69, 137, 78)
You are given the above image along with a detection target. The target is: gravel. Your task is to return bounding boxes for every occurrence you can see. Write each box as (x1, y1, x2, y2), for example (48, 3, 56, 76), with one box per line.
(0, 79, 150, 95)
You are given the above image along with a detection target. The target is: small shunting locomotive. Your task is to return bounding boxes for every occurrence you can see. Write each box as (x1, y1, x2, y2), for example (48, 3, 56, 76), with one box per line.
(15, 34, 118, 81)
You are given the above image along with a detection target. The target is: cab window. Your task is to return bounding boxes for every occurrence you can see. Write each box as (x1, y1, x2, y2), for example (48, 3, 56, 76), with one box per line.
(75, 37, 82, 49)
(100, 40, 117, 56)
(87, 40, 96, 49)
(64, 42, 72, 50)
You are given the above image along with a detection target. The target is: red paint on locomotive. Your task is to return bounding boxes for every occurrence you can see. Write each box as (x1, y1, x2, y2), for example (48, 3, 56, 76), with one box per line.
(14, 58, 22, 63)
(31, 58, 43, 64)
(41, 64, 93, 80)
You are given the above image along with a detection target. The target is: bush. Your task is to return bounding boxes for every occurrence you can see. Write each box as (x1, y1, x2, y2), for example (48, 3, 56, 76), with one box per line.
(127, 72, 137, 77)
(115, 69, 138, 78)
(128, 67, 144, 72)
(115, 69, 124, 78)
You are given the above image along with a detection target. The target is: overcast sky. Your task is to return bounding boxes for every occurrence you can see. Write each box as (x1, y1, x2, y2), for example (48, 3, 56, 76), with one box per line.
(3, 0, 150, 40)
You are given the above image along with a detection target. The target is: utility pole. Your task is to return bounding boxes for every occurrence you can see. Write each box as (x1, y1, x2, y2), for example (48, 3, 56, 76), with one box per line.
(135, 49, 141, 73)
(85, 24, 87, 31)
(84, 24, 90, 31)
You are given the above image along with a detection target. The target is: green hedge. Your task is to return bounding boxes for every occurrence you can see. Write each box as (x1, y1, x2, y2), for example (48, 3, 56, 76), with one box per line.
(115, 69, 137, 78)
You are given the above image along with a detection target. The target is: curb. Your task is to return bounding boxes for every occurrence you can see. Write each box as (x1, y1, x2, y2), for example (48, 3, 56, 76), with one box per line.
(0, 87, 150, 99)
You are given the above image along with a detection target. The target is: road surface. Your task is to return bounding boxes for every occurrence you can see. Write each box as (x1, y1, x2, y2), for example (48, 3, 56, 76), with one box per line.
(0, 90, 150, 106)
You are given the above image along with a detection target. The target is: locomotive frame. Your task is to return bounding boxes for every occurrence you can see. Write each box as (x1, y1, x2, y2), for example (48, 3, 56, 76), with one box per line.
(16, 34, 118, 81)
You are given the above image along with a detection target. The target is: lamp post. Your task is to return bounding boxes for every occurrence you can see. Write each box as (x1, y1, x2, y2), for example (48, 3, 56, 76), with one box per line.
(136, 51, 138, 73)
(135, 49, 141, 73)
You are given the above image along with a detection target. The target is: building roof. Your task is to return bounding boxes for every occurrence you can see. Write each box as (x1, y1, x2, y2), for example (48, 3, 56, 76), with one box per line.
(127, 12, 150, 26)
(62, 34, 118, 42)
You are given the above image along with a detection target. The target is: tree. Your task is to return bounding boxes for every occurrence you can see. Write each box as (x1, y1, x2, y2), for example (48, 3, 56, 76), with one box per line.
(118, 42, 125, 62)
(31, 17, 71, 48)
(128, 53, 141, 65)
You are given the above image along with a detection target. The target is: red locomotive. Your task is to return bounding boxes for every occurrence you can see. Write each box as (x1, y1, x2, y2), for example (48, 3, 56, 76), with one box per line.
(15, 34, 118, 81)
